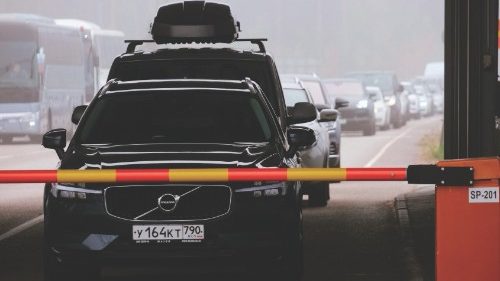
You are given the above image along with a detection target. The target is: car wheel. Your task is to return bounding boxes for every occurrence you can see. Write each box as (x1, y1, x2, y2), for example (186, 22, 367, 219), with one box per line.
(30, 135, 43, 144)
(308, 182, 329, 207)
(362, 120, 376, 136)
(1, 136, 14, 144)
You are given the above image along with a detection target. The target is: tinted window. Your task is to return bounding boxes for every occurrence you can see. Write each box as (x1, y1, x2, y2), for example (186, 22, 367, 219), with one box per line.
(323, 81, 365, 98)
(110, 60, 277, 113)
(283, 88, 309, 107)
(301, 80, 326, 104)
(78, 90, 273, 144)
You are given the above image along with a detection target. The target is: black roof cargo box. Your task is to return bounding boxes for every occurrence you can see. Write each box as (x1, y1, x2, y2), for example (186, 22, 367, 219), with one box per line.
(151, 1, 240, 44)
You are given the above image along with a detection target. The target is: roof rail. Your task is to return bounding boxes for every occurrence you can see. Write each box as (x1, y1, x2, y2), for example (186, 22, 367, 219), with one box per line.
(124, 38, 268, 54)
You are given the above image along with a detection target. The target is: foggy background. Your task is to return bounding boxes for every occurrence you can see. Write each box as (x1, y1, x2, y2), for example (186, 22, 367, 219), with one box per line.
(0, 0, 443, 81)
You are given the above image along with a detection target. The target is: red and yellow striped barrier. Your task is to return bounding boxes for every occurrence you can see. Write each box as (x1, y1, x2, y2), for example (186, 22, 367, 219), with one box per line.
(0, 168, 407, 183)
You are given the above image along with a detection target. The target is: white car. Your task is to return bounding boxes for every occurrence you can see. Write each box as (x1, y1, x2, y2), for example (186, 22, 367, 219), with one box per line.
(366, 86, 390, 130)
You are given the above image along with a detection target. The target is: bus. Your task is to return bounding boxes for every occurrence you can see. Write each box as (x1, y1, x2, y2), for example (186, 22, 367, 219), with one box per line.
(0, 14, 86, 143)
(55, 19, 125, 90)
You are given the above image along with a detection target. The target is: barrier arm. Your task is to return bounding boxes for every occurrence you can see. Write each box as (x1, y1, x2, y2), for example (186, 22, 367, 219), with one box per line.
(0, 159, 497, 281)
(0, 166, 476, 184)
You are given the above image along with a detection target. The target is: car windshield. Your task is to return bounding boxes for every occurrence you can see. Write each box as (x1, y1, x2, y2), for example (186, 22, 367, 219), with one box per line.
(323, 81, 365, 98)
(283, 88, 309, 107)
(300, 80, 326, 104)
(347, 73, 393, 91)
(77, 90, 273, 144)
(109, 59, 277, 114)
(0, 26, 37, 88)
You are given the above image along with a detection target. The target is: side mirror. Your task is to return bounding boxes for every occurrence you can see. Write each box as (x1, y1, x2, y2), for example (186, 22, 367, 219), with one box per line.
(42, 129, 66, 159)
(335, 97, 349, 109)
(319, 109, 338, 122)
(72, 105, 88, 125)
(287, 102, 317, 124)
(286, 126, 316, 157)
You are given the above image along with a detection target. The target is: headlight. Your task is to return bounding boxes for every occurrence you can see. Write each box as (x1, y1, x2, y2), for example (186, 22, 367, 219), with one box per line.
(50, 183, 102, 200)
(20, 112, 38, 126)
(385, 96, 396, 106)
(356, 99, 368, 108)
(235, 182, 287, 197)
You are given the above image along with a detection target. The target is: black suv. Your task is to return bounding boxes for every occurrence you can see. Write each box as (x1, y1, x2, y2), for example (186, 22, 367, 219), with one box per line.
(42, 79, 315, 280)
(108, 1, 316, 133)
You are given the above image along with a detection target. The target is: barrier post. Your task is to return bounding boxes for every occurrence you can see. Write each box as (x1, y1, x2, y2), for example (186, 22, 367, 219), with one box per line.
(436, 157, 500, 281)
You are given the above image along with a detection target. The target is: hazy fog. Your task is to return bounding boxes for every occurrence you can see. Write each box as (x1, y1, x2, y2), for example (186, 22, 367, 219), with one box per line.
(0, 0, 443, 80)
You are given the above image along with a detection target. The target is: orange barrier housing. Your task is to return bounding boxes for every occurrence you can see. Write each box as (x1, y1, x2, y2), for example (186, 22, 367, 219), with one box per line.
(436, 157, 500, 281)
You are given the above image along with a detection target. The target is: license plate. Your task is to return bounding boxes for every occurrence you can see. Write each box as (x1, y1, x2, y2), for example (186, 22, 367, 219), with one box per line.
(339, 118, 347, 125)
(132, 224, 204, 242)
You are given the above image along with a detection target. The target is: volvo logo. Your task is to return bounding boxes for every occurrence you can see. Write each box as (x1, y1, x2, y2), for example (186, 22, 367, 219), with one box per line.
(157, 193, 179, 212)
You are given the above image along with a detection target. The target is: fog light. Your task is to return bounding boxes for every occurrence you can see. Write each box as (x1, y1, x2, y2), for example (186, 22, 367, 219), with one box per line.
(60, 190, 76, 199)
(264, 188, 279, 196)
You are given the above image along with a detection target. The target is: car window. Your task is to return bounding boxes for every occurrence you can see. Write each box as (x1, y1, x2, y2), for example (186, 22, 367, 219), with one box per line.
(77, 90, 273, 144)
(283, 88, 310, 107)
(301, 80, 326, 104)
(110, 59, 278, 114)
(323, 81, 365, 98)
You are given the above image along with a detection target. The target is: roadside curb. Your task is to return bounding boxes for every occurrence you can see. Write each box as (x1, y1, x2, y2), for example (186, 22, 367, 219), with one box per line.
(395, 194, 424, 281)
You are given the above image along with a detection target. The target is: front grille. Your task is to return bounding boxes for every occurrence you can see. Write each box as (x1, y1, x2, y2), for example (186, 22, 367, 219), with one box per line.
(105, 185, 232, 221)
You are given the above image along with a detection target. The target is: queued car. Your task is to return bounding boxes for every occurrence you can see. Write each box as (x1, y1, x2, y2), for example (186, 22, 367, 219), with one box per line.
(42, 79, 315, 281)
(282, 82, 338, 206)
(280, 74, 344, 168)
(416, 76, 444, 114)
(322, 78, 377, 136)
(402, 81, 421, 119)
(346, 71, 407, 128)
(413, 83, 434, 117)
(365, 86, 390, 130)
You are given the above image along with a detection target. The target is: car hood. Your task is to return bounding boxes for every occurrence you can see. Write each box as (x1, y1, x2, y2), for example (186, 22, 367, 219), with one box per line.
(62, 142, 283, 169)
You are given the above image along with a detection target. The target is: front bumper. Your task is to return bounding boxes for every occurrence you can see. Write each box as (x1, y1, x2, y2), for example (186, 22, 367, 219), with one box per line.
(0, 113, 40, 136)
(44, 183, 300, 270)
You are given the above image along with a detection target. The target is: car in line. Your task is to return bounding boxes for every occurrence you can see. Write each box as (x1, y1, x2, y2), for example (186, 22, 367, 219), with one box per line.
(282, 81, 337, 206)
(346, 71, 407, 128)
(42, 79, 315, 281)
(402, 81, 422, 119)
(413, 83, 434, 117)
(280, 74, 344, 168)
(365, 86, 390, 130)
(322, 78, 377, 136)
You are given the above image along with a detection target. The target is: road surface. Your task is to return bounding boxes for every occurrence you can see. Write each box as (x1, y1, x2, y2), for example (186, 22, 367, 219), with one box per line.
(0, 116, 442, 281)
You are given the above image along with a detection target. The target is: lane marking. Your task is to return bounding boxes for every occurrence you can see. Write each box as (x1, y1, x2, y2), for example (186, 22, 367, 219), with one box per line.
(364, 128, 413, 167)
(0, 215, 44, 242)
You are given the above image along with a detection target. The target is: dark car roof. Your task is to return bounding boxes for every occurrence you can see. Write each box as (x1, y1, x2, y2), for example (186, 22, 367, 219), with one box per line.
(103, 79, 256, 96)
(114, 47, 270, 63)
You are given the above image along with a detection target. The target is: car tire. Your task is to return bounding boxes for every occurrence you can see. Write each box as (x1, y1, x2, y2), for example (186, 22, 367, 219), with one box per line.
(30, 135, 43, 144)
(1, 136, 14, 144)
(308, 182, 329, 207)
(362, 120, 376, 136)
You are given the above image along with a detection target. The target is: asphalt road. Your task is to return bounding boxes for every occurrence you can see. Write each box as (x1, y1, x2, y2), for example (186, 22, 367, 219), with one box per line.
(0, 116, 442, 281)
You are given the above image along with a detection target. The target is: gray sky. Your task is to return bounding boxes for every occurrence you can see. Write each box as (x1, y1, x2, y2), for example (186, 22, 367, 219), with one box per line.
(0, 0, 444, 80)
